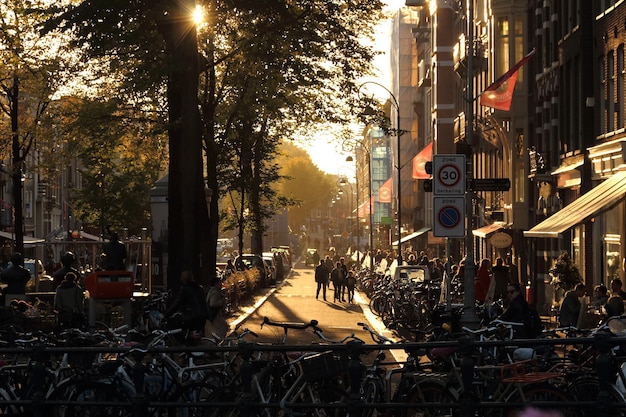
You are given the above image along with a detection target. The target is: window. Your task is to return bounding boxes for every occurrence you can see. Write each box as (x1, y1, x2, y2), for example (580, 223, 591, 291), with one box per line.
(608, 51, 615, 132)
(496, 17, 510, 78)
(618, 45, 624, 129)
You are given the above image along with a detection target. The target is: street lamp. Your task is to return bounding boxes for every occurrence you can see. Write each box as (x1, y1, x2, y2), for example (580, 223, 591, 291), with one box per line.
(345, 153, 374, 272)
(358, 81, 403, 265)
(339, 177, 357, 261)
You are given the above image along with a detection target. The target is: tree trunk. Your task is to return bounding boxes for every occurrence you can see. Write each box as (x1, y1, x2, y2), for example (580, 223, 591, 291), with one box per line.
(10, 75, 24, 254)
(159, 0, 209, 288)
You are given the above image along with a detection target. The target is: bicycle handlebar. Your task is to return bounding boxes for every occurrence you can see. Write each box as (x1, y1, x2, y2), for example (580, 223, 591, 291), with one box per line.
(261, 316, 320, 331)
(357, 322, 394, 344)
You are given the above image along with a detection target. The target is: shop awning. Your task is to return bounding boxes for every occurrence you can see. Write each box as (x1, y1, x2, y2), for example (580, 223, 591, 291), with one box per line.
(472, 221, 507, 238)
(0, 231, 45, 245)
(524, 170, 626, 238)
(392, 227, 431, 246)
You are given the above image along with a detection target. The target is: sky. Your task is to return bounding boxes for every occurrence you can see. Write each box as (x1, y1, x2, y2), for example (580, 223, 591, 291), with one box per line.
(300, 0, 407, 176)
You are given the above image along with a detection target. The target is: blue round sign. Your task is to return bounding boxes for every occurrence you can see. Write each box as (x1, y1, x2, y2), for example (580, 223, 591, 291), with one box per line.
(438, 205, 461, 229)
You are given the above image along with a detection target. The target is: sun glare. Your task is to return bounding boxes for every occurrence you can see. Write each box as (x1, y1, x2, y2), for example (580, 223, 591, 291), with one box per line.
(193, 5, 204, 25)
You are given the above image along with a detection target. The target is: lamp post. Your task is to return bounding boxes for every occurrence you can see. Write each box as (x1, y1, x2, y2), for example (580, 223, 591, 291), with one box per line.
(339, 177, 358, 262)
(359, 81, 402, 265)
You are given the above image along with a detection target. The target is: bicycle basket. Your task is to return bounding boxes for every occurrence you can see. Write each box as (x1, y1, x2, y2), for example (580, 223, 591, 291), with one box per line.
(300, 351, 348, 382)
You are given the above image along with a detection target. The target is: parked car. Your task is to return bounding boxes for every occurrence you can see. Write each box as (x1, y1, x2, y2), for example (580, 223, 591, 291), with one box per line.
(305, 248, 319, 267)
(393, 265, 430, 284)
(262, 252, 278, 285)
(236, 254, 271, 287)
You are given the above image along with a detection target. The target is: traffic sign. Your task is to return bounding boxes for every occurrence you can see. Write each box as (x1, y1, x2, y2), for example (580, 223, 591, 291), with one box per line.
(433, 155, 466, 195)
(433, 197, 465, 237)
(470, 178, 511, 191)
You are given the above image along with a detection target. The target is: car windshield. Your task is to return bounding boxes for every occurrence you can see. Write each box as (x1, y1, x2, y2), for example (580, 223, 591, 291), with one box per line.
(397, 267, 426, 283)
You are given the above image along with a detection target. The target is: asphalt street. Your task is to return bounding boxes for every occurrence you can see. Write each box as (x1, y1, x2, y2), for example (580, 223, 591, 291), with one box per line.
(227, 258, 408, 361)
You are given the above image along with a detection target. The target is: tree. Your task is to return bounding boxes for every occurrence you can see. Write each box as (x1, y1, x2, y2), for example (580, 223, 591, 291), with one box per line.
(45, 0, 210, 286)
(550, 251, 582, 293)
(276, 143, 336, 232)
(198, 0, 385, 256)
(0, 0, 75, 253)
(50, 97, 168, 236)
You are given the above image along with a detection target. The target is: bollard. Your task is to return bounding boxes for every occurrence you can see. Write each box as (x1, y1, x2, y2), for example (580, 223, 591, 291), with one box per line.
(346, 339, 365, 417)
(237, 341, 255, 417)
(594, 332, 612, 417)
(131, 352, 147, 417)
(459, 335, 476, 417)
(27, 344, 47, 417)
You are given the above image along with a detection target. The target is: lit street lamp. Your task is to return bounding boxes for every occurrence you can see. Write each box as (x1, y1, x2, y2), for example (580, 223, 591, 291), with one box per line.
(359, 81, 403, 265)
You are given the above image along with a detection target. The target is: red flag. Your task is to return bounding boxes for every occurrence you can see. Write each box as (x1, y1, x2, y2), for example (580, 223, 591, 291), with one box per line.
(480, 49, 535, 111)
(378, 178, 393, 203)
(357, 197, 373, 217)
(412, 142, 433, 179)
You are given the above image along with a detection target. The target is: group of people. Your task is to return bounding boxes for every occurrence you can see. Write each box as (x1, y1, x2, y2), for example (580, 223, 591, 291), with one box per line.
(559, 278, 626, 328)
(0, 231, 133, 330)
(314, 256, 357, 303)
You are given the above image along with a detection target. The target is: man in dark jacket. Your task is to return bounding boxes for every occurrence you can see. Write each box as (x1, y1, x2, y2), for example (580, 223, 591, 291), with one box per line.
(314, 259, 329, 301)
(53, 251, 81, 289)
(1, 252, 31, 306)
(54, 271, 85, 329)
(103, 231, 127, 271)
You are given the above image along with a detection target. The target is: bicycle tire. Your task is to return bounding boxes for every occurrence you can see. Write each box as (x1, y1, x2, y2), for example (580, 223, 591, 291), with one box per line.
(403, 380, 456, 417)
(60, 380, 131, 417)
(360, 376, 385, 417)
(566, 375, 626, 416)
(504, 382, 579, 417)
(368, 293, 391, 317)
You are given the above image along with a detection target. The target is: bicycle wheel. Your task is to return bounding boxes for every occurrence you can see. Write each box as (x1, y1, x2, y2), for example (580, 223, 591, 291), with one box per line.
(504, 383, 579, 417)
(163, 380, 218, 417)
(566, 375, 626, 416)
(360, 376, 385, 417)
(369, 293, 391, 318)
(202, 386, 263, 417)
(403, 381, 455, 417)
(61, 381, 131, 417)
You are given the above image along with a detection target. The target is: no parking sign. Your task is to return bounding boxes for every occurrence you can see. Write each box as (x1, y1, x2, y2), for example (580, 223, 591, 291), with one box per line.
(433, 197, 465, 237)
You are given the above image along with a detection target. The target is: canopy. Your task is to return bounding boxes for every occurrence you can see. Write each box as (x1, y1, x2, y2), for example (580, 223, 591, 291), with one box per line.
(524, 171, 626, 238)
(391, 227, 431, 246)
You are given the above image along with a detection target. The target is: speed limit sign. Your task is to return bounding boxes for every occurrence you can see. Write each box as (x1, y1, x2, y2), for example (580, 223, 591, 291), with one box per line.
(433, 155, 466, 195)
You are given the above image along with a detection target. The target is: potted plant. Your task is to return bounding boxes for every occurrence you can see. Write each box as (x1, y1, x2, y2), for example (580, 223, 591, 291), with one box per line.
(549, 251, 582, 293)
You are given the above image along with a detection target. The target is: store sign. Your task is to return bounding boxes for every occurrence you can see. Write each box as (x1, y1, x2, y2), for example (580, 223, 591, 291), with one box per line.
(490, 232, 512, 248)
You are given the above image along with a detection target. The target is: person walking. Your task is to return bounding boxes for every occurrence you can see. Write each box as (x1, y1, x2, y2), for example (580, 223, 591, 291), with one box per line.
(164, 271, 208, 340)
(491, 257, 510, 302)
(346, 269, 357, 303)
(206, 277, 229, 338)
(54, 271, 85, 329)
(1, 252, 32, 306)
(337, 257, 348, 302)
(314, 259, 329, 301)
(474, 258, 492, 304)
(331, 261, 342, 302)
